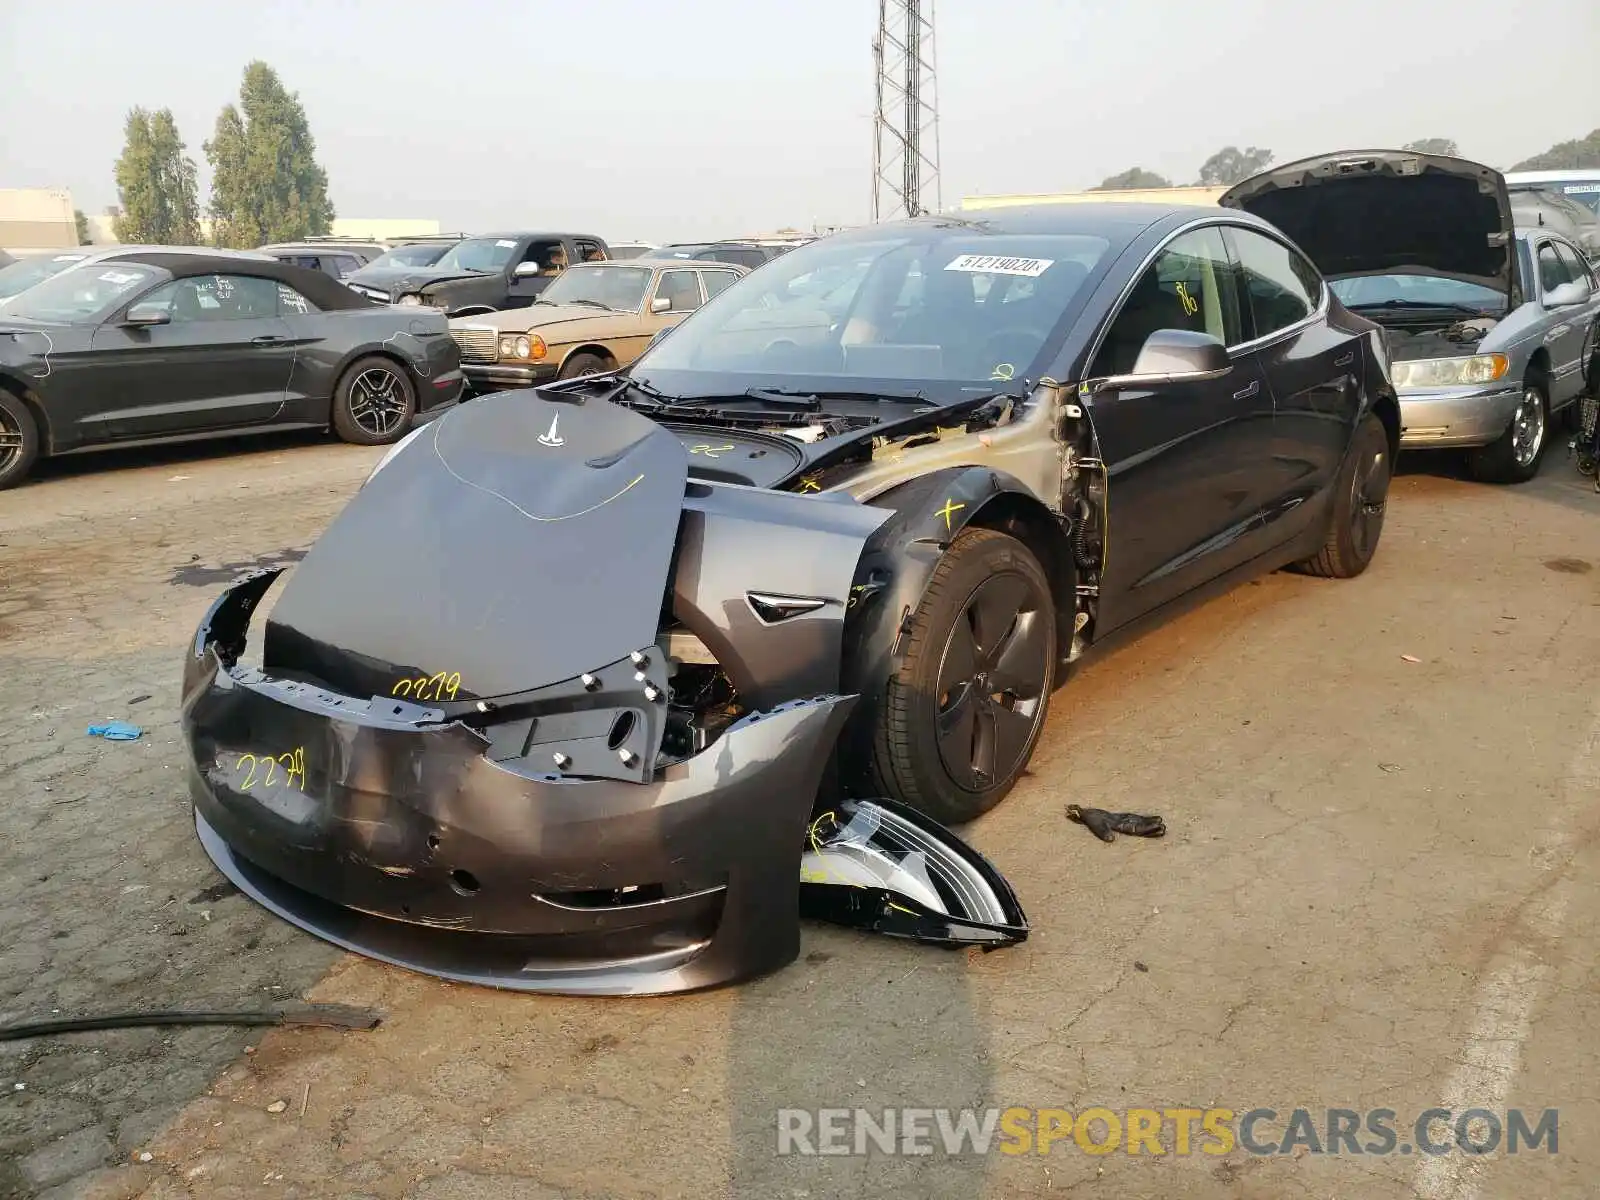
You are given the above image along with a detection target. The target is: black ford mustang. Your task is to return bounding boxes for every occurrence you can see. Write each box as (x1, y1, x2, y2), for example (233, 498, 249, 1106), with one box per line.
(0, 251, 464, 489)
(183, 204, 1398, 995)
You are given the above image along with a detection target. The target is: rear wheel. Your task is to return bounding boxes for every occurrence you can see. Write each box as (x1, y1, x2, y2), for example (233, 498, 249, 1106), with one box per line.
(558, 351, 610, 380)
(331, 356, 417, 446)
(0, 389, 40, 491)
(868, 528, 1056, 825)
(1466, 376, 1548, 484)
(1294, 411, 1391, 579)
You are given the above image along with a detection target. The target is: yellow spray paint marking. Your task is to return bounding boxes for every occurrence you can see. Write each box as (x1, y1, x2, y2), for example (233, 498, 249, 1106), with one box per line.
(990, 362, 1015, 381)
(689, 443, 736, 458)
(797, 474, 823, 493)
(392, 672, 462, 702)
(1175, 281, 1199, 317)
(233, 747, 306, 792)
(936, 498, 966, 532)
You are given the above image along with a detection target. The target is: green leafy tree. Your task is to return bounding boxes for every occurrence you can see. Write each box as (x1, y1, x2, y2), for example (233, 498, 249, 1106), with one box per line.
(1513, 129, 1600, 171)
(204, 61, 335, 248)
(111, 107, 202, 245)
(1402, 138, 1459, 156)
(1195, 146, 1274, 186)
(74, 209, 90, 245)
(1091, 167, 1172, 191)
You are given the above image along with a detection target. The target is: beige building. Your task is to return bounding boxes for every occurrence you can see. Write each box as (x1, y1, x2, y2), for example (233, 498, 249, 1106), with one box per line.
(1, 188, 80, 253)
(961, 185, 1225, 212)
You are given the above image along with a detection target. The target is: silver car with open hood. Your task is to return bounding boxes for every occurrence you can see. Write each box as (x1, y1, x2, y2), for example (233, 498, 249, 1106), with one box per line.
(1222, 149, 1600, 483)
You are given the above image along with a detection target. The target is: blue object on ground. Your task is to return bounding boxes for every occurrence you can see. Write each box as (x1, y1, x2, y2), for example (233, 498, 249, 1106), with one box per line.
(87, 722, 143, 741)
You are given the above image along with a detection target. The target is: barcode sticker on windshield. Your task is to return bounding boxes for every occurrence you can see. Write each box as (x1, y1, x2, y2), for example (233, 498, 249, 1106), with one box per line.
(98, 270, 141, 284)
(945, 254, 1054, 277)
(1563, 184, 1600, 194)
(496, 239, 517, 247)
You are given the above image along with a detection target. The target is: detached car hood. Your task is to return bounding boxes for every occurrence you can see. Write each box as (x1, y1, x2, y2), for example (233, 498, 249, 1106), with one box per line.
(263, 393, 686, 700)
(1219, 149, 1516, 300)
(454, 304, 641, 338)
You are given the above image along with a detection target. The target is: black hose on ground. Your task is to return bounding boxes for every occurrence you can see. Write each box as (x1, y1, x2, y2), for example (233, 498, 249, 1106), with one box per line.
(0, 1004, 382, 1042)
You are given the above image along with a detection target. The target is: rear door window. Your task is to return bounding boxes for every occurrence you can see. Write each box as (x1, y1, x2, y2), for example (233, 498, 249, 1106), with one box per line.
(1228, 227, 1321, 339)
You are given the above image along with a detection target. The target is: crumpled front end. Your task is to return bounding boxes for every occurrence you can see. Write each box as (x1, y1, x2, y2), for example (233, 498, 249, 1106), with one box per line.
(180, 388, 1030, 995)
(182, 570, 854, 995)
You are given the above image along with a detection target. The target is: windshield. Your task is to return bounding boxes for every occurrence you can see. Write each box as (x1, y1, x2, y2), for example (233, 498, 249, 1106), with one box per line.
(1330, 274, 1506, 314)
(367, 244, 451, 270)
(1542, 181, 1600, 217)
(0, 253, 92, 302)
(3, 263, 163, 323)
(632, 231, 1114, 398)
(433, 237, 519, 273)
(537, 264, 652, 311)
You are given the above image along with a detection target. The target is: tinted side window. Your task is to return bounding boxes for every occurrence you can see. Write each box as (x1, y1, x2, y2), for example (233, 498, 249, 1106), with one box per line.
(1090, 226, 1242, 377)
(1553, 242, 1591, 288)
(138, 274, 280, 322)
(700, 270, 738, 300)
(277, 283, 317, 315)
(1536, 243, 1569, 292)
(1230, 228, 1318, 338)
(574, 239, 606, 262)
(329, 255, 360, 278)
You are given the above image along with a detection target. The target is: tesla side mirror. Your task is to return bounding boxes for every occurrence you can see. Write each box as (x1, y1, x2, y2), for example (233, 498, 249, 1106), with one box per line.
(650, 295, 672, 313)
(1543, 279, 1590, 308)
(1089, 329, 1232, 394)
(122, 304, 170, 327)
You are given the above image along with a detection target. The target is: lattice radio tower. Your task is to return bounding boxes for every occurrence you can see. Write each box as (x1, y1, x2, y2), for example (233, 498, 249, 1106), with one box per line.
(871, 0, 942, 222)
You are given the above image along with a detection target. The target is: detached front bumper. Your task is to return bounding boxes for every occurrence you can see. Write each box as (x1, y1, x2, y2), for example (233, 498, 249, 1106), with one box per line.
(181, 572, 853, 996)
(461, 362, 560, 392)
(1398, 383, 1521, 449)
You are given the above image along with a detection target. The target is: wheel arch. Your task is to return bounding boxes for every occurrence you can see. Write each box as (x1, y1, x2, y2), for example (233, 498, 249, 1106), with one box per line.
(557, 343, 619, 374)
(835, 465, 1075, 791)
(0, 371, 53, 454)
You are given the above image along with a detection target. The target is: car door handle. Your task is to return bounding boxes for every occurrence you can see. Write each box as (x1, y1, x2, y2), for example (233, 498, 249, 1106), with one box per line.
(252, 335, 286, 345)
(1333, 352, 1355, 367)
(1233, 380, 1259, 399)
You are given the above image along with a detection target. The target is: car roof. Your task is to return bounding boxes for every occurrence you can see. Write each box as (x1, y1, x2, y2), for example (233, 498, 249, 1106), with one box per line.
(98, 250, 377, 310)
(472, 232, 605, 242)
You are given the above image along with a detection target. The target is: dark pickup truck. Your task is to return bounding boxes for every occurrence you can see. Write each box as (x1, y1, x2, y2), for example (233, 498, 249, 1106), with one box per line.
(346, 232, 611, 316)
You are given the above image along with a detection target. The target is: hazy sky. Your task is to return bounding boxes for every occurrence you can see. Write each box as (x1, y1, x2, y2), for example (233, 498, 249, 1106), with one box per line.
(2, 0, 1595, 242)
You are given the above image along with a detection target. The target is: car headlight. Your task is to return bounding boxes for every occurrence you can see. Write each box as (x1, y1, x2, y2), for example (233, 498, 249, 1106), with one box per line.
(498, 333, 546, 361)
(1392, 354, 1509, 389)
(363, 424, 428, 486)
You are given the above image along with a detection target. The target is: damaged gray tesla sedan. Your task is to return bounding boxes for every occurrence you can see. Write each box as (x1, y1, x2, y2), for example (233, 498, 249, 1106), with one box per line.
(182, 203, 1397, 995)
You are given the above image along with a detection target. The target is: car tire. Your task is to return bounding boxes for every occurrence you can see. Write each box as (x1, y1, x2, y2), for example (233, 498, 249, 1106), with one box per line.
(0, 389, 40, 491)
(558, 352, 610, 380)
(331, 356, 418, 446)
(1293, 411, 1391, 580)
(868, 527, 1057, 825)
(1465, 375, 1549, 484)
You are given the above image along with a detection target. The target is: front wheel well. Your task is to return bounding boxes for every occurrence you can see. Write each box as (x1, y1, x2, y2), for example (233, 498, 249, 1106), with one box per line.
(0, 374, 52, 454)
(1525, 348, 1552, 387)
(560, 344, 618, 371)
(1370, 392, 1400, 460)
(966, 491, 1078, 661)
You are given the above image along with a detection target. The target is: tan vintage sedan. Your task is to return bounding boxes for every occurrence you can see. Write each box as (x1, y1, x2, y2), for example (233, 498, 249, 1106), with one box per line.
(448, 256, 748, 390)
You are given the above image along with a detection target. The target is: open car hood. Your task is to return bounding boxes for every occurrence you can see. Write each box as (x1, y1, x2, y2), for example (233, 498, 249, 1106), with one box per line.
(1219, 149, 1516, 300)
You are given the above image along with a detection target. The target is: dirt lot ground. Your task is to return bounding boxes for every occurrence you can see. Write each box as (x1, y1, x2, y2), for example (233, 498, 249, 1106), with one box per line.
(2, 428, 1597, 1200)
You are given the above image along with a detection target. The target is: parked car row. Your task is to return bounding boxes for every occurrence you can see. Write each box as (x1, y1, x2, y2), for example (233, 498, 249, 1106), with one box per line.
(1, 150, 1594, 497)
